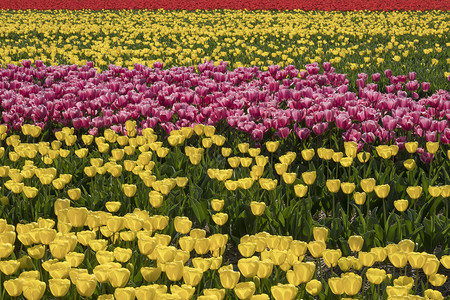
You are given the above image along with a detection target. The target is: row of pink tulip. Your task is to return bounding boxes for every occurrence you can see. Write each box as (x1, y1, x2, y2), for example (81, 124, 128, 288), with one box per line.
(1, 60, 449, 145)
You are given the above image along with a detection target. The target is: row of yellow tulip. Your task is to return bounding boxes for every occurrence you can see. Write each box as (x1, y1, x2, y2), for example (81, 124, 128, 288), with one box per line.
(0, 10, 449, 87)
(0, 210, 449, 299)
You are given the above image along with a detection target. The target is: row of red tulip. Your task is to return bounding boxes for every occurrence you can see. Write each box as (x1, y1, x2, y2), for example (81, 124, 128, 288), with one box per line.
(0, 0, 448, 10)
(1, 61, 449, 150)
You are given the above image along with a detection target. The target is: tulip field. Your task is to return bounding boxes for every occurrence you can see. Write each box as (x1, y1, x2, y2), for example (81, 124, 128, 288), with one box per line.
(0, 1, 449, 300)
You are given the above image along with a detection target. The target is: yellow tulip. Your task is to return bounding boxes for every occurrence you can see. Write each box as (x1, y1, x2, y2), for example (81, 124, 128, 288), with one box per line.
(22, 280, 46, 300)
(238, 143, 249, 153)
(423, 258, 440, 276)
(256, 260, 273, 279)
(393, 276, 414, 290)
(166, 260, 184, 281)
(65, 252, 85, 267)
(403, 159, 416, 171)
(313, 227, 328, 242)
(221, 147, 232, 157)
(405, 142, 418, 153)
(394, 199, 409, 212)
(250, 201, 266, 216)
(358, 251, 377, 267)
(386, 286, 409, 297)
(114, 247, 132, 263)
(426, 142, 439, 154)
(75, 273, 97, 297)
(374, 184, 390, 198)
(398, 239, 415, 253)
(301, 149, 315, 161)
(428, 274, 447, 287)
(302, 171, 316, 185)
(341, 182, 356, 194)
(219, 269, 240, 289)
(342, 273, 362, 296)
(406, 186, 422, 200)
(360, 178, 376, 193)
(282, 172, 296, 184)
(1, 260, 21, 275)
(294, 184, 308, 197)
(305, 279, 322, 296)
(353, 192, 366, 205)
(366, 268, 386, 284)
(348, 235, 364, 252)
(266, 141, 279, 153)
(114, 287, 135, 300)
(108, 267, 130, 288)
(340, 157, 353, 167)
(212, 213, 228, 226)
(174, 216, 192, 234)
(183, 267, 203, 286)
(4, 278, 23, 297)
(326, 179, 341, 193)
(323, 249, 342, 267)
(328, 277, 345, 295)
(424, 289, 444, 300)
(440, 255, 450, 268)
(234, 282, 256, 300)
(357, 151, 370, 163)
(49, 279, 70, 297)
(27, 245, 45, 259)
(122, 184, 137, 197)
(307, 240, 326, 258)
(271, 283, 298, 300)
(141, 267, 161, 282)
(238, 257, 259, 278)
(388, 251, 408, 268)
(428, 186, 442, 197)
(238, 242, 256, 258)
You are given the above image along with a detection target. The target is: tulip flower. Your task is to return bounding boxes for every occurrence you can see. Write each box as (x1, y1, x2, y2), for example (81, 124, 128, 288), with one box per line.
(323, 249, 342, 267)
(302, 171, 316, 185)
(219, 269, 240, 289)
(328, 277, 345, 295)
(307, 240, 326, 258)
(271, 283, 298, 300)
(366, 268, 386, 284)
(348, 235, 364, 252)
(75, 273, 97, 297)
(326, 179, 341, 193)
(424, 289, 444, 300)
(313, 227, 329, 242)
(428, 274, 448, 287)
(398, 239, 415, 253)
(174, 216, 192, 234)
(393, 276, 414, 290)
(360, 178, 376, 193)
(423, 258, 440, 276)
(234, 282, 256, 299)
(266, 141, 279, 153)
(212, 213, 229, 226)
(4, 278, 23, 297)
(388, 251, 408, 268)
(238, 257, 259, 278)
(49, 279, 70, 297)
(394, 199, 409, 212)
(353, 192, 366, 205)
(374, 184, 390, 198)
